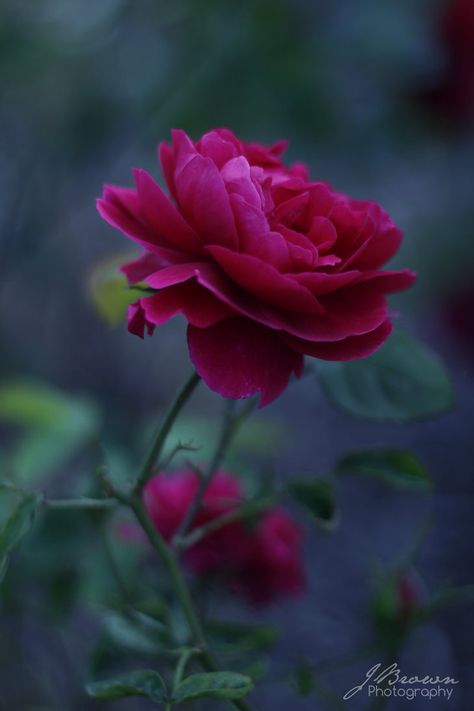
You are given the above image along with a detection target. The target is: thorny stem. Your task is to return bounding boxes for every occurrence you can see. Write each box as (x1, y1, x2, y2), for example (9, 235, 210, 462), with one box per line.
(173, 397, 256, 543)
(128, 495, 255, 711)
(133, 371, 201, 495)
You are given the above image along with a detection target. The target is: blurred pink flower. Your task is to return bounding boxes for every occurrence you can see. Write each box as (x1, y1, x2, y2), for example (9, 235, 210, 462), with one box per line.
(143, 468, 305, 605)
(98, 128, 414, 406)
(421, 0, 474, 123)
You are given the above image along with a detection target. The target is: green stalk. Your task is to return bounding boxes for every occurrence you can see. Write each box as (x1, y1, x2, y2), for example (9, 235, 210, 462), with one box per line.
(129, 496, 254, 711)
(134, 371, 201, 494)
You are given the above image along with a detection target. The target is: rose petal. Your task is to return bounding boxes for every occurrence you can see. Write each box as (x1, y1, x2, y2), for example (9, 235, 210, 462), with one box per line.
(187, 318, 304, 407)
(127, 301, 155, 338)
(198, 130, 239, 168)
(283, 319, 393, 360)
(141, 283, 232, 328)
(158, 141, 178, 201)
(174, 154, 238, 249)
(121, 251, 171, 283)
(206, 245, 324, 313)
(133, 169, 203, 254)
(97, 187, 163, 252)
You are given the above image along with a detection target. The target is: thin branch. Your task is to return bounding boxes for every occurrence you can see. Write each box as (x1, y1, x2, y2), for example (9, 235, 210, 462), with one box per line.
(179, 497, 276, 550)
(173, 397, 256, 543)
(128, 495, 254, 711)
(44, 497, 116, 511)
(133, 371, 201, 494)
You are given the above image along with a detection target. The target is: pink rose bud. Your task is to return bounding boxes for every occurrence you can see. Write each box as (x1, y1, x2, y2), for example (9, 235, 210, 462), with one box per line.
(397, 570, 424, 619)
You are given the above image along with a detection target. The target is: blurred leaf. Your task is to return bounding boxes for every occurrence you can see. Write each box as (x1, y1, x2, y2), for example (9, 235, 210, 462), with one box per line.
(0, 380, 100, 484)
(288, 479, 338, 531)
(207, 619, 278, 654)
(240, 659, 268, 683)
(173, 672, 253, 703)
(336, 449, 432, 492)
(317, 331, 454, 422)
(0, 492, 39, 584)
(102, 611, 168, 656)
(293, 659, 315, 697)
(134, 597, 170, 626)
(86, 669, 167, 702)
(88, 254, 147, 326)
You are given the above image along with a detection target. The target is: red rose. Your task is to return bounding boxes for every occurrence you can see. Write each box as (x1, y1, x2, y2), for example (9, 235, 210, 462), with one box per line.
(143, 468, 305, 604)
(98, 128, 415, 405)
(231, 508, 306, 604)
(144, 467, 243, 542)
(421, 0, 474, 123)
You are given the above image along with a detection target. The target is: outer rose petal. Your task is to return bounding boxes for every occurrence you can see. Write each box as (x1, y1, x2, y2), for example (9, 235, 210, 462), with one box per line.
(141, 283, 233, 328)
(187, 318, 304, 407)
(282, 319, 392, 360)
(121, 252, 171, 283)
(133, 169, 203, 254)
(158, 141, 178, 201)
(128, 301, 155, 338)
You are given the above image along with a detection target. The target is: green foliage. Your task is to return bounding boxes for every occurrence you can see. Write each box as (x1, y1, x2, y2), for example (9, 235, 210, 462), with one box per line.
(101, 611, 169, 657)
(87, 669, 252, 706)
(317, 331, 454, 422)
(0, 380, 100, 485)
(293, 659, 315, 697)
(207, 619, 279, 654)
(172, 671, 253, 703)
(336, 448, 432, 492)
(288, 479, 338, 531)
(0, 492, 39, 584)
(86, 669, 167, 702)
(88, 254, 147, 326)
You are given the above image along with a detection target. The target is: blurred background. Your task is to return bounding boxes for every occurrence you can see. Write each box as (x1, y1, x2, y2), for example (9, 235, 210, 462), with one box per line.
(1, 1, 474, 709)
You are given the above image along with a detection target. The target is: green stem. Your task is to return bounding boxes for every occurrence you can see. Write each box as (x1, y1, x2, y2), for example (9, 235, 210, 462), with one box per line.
(134, 371, 201, 494)
(174, 398, 255, 543)
(180, 497, 275, 550)
(173, 647, 198, 689)
(129, 496, 254, 711)
(44, 497, 116, 510)
(131, 496, 207, 647)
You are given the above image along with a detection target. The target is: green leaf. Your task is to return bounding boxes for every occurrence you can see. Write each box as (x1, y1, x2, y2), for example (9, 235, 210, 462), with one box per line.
(102, 611, 167, 656)
(0, 493, 39, 583)
(288, 479, 338, 531)
(293, 659, 315, 697)
(0, 380, 100, 484)
(317, 331, 454, 422)
(88, 254, 148, 326)
(336, 449, 432, 492)
(86, 670, 167, 703)
(207, 619, 279, 653)
(173, 672, 253, 703)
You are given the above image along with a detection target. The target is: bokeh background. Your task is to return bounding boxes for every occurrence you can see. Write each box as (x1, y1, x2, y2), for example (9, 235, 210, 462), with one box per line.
(1, 1, 474, 710)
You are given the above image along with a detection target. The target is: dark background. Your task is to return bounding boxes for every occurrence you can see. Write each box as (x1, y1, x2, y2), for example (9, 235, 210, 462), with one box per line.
(1, 1, 473, 710)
